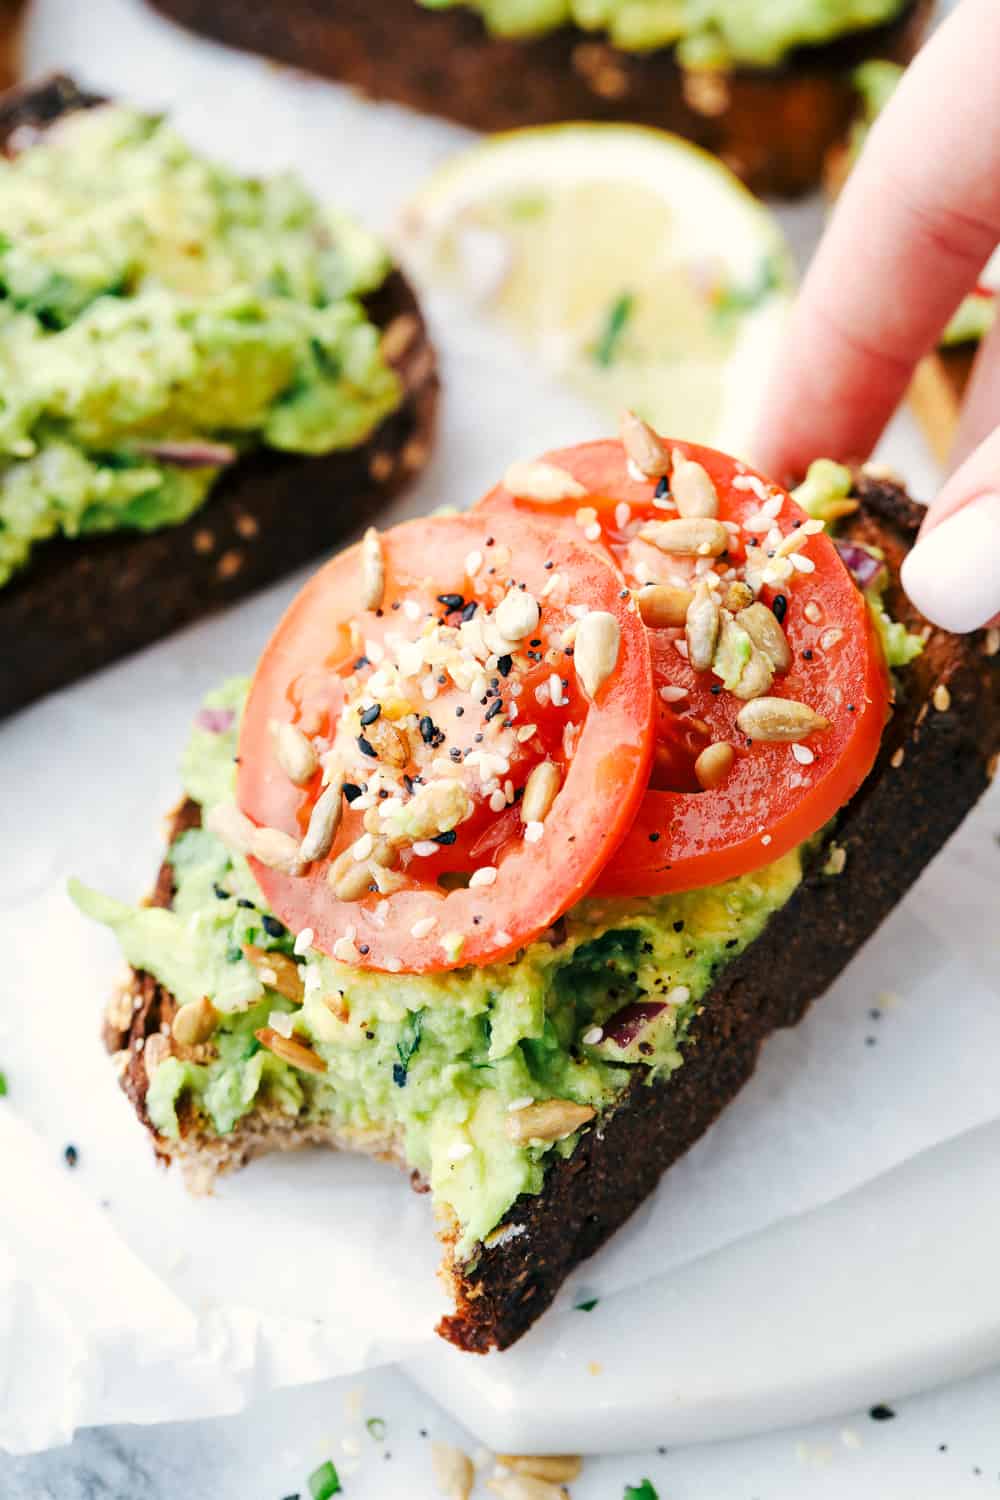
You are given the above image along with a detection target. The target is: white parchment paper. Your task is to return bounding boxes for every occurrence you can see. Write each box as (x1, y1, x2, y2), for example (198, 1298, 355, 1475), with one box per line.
(2, 0, 994, 1454)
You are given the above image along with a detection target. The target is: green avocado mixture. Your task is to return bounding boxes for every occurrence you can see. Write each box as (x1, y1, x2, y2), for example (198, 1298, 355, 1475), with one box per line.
(418, 0, 907, 67)
(72, 677, 805, 1257)
(0, 105, 401, 587)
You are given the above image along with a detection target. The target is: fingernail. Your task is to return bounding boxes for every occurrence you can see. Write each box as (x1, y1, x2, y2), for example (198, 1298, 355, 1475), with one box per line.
(901, 493, 1000, 633)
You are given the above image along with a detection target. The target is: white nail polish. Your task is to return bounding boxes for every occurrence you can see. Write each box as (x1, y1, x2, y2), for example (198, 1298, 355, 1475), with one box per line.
(900, 493, 1000, 633)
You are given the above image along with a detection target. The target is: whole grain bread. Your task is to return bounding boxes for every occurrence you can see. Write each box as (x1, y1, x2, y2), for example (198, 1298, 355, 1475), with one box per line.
(103, 473, 1000, 1351)
(0, 76, 439, 719)
(148, 0, 931, 197)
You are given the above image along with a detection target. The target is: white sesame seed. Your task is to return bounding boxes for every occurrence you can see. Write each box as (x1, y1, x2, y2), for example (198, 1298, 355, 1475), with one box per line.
(791, 742, 815, 765)
(524, 820, 545, 843)
(733, 473, 768, 498)
(489, 789, 507, 812)
(582, 1026, 604, 1045)
(516, 723, 538, 742)
(421, 674, 438, 701)
(790, 553, 816, 574)
(659, 684, 688, 703)
(494, 930, 512, 945)
(447, 1141, 474, 1161)
(333, 936, 360, 963)
(465, 549, 483, 577)
(535, 681, 551, 706)
(652, 494, 674, 510)
(742, 512, 773, 534)
(507, 1096, 535, 1112)
(384, 955, 403, 972)
(364, 638, 385, 664)
(268, 1010, 294, 1039)
(626, 457, 646, 484)
(402, 598, 422, 621)
(668, 985, 691, 1005)
(293, 927, 315, 955)
(540, 571, 564, 598)
(761, 833, 773, 846)
(549, 673, 566, 707)
(412, 840, 439, 857)
(614, 502, 632, 529)
(470, 866, 498, 888)
(352, 832, 374, 861)
(762, 494, 783, 518)
(803, 518, 826, 535)
(804, 600, 822, 624)
(584, 522, 602, 542)
(410, 915, 437, 939)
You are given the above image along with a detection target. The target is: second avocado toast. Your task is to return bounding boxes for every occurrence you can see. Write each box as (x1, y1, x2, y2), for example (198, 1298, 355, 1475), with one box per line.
(76, 428, 1000, 1351)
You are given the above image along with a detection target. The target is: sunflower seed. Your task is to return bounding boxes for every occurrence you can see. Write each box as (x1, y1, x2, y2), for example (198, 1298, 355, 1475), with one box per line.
(574, 610, 620, 699)
(367, 714, 411, 768)
(254, 1027, 326, 1074)
(504, 1099, 595, 1144)
(636, 583, 692, 628)
(300, 780, 344, 863)
(722, 580, 754, 613)
(328, 850, 374, 900)
(495, 587, 541, 642)
(671, 452, 719, 518)
(639, 517, 728, 557)
(933, 683, 952, 712)
(497, 1456, 583, 1484)
(522, 760, 561, 823)
(503, 460, 587, 503)
(736, 697, 831, 742)
(737, 602, 792, 673)
(272, 720, 319, 786)
(619, 409, 669, 477)
(171, 996, 218, 1046)
(243, 945, 304, 1003)
(360, 525, 386, 611)
(250, 825, 303, 874)
(694, 740, 735, 789)
(685, 581, 720, 671)
(431, 1442, 475, 1500)
(204, 801, 256, 857)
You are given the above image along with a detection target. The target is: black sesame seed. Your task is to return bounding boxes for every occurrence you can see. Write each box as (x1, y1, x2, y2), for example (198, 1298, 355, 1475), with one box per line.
(772, 594, 788, 624)
(497, 654, 513, 677)
(357, 734, 378, 758)
(455, 706, 465, 717)
(485, 536, 494, 546)
(648, 832, 660, 843)
(419, 715, 436, 744)
(710, 684, 722, 695)
(437, 593, 465, 611)
(358, 944, 370, 955)
(474, 733, 484, 743)
(433, 830, 458, 845)
(544, 560, 554, 570)
(237, 897, 256, 909)
(392, 1063, 408, 1088)
(64, 1144, 79, 1167)
(354, 655, 370, 670)
(802, 648, 814, 661)
(343, 783, 363, 802)
(365, 1030, 375, 1040)
(360, 703, 382, 726)
(673, 920, 685, 932)
(869, 1405, 896, 1422)
(529, 638, 542, 648)
(485, 699, 503, 721)
(213, 883, 229, 900)
(449, 747, 462, 760)
(262, 915, 286, 938)
(460, 600, 478, 621)
(654, 477, 669, 498)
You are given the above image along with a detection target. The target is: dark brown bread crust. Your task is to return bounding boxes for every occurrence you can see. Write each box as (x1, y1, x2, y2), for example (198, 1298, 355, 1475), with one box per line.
(0, 76, 439, 720)
(148, 0, 930, 197)
(104, 476, 1000, 1350)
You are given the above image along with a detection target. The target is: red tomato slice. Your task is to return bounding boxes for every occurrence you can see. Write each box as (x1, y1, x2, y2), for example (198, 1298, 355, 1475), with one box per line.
(237, 512, 654, 971)
(478, 438, 890, 895)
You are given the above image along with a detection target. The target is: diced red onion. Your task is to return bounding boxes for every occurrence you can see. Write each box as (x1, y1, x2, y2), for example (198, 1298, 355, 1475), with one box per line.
(601, 1001, 666, 1048)
(137, 440, 237, 469)
(834, 540, 885, 590)
(195, 707, 235, 734)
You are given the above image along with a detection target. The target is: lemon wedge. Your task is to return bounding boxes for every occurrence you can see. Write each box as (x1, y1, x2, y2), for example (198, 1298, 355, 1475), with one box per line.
(400, 123, 794, 455)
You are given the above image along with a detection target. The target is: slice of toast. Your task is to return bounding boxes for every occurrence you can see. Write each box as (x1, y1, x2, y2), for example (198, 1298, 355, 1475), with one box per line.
(0, 76, 439, 719)
(103, 470, 1000, 1351)
(147, 0, 931, 198)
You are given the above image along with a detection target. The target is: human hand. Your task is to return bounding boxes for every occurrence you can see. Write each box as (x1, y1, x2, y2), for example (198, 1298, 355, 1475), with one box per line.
(754, 0, 1000, 633)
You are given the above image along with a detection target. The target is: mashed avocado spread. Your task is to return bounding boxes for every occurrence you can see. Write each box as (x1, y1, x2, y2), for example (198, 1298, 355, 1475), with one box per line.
(0, 105, 401, 587)
(418, 0, 907, 67)
(72, 677, 805, 1258)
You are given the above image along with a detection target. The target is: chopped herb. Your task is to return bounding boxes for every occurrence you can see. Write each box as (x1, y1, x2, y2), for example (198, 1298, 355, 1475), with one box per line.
(576, 1297, 599, 1312)
(0, 1071, 6, 1097)
(308, 1460, 342, 1499)
(394, 1009, 425, 1084)
(712, 254, 783, 328)
(366, 1417, 387, 1441)
(593, 291, 634, 367)
(243, 1037, 263, 1061)
(624, 1483, 659, 1500)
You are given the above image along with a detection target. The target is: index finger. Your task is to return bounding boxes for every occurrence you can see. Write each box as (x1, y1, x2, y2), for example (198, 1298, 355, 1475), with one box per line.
(754, 0, 1000, 482)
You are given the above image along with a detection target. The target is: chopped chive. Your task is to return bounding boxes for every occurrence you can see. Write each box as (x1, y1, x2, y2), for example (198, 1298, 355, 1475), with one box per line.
(366, 1416, 386, 1441)
(624, 1482, 659, 1500)
(0, 1070, 8, 1097)
(593, 291, 634, 367)
(575, 1297, 599, 1312)
(308, 1460, 342, 1499)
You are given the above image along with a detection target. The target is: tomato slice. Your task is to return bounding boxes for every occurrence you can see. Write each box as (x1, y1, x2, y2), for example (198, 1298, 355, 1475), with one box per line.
(478, 437, 890, 895)
(237, 512, 654, 971)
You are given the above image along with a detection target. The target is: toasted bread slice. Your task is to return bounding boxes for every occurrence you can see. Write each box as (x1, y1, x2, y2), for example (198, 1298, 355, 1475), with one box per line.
(148, 0, 931, 197)
(0, 76, 439, 719)
(102, 470, 1000, 1351)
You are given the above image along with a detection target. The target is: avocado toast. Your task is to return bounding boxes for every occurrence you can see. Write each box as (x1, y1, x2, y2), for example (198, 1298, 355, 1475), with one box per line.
(77, 434, 1000, 1353)
(148, 0, 931, 196)
(0, 76, 438, 718)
